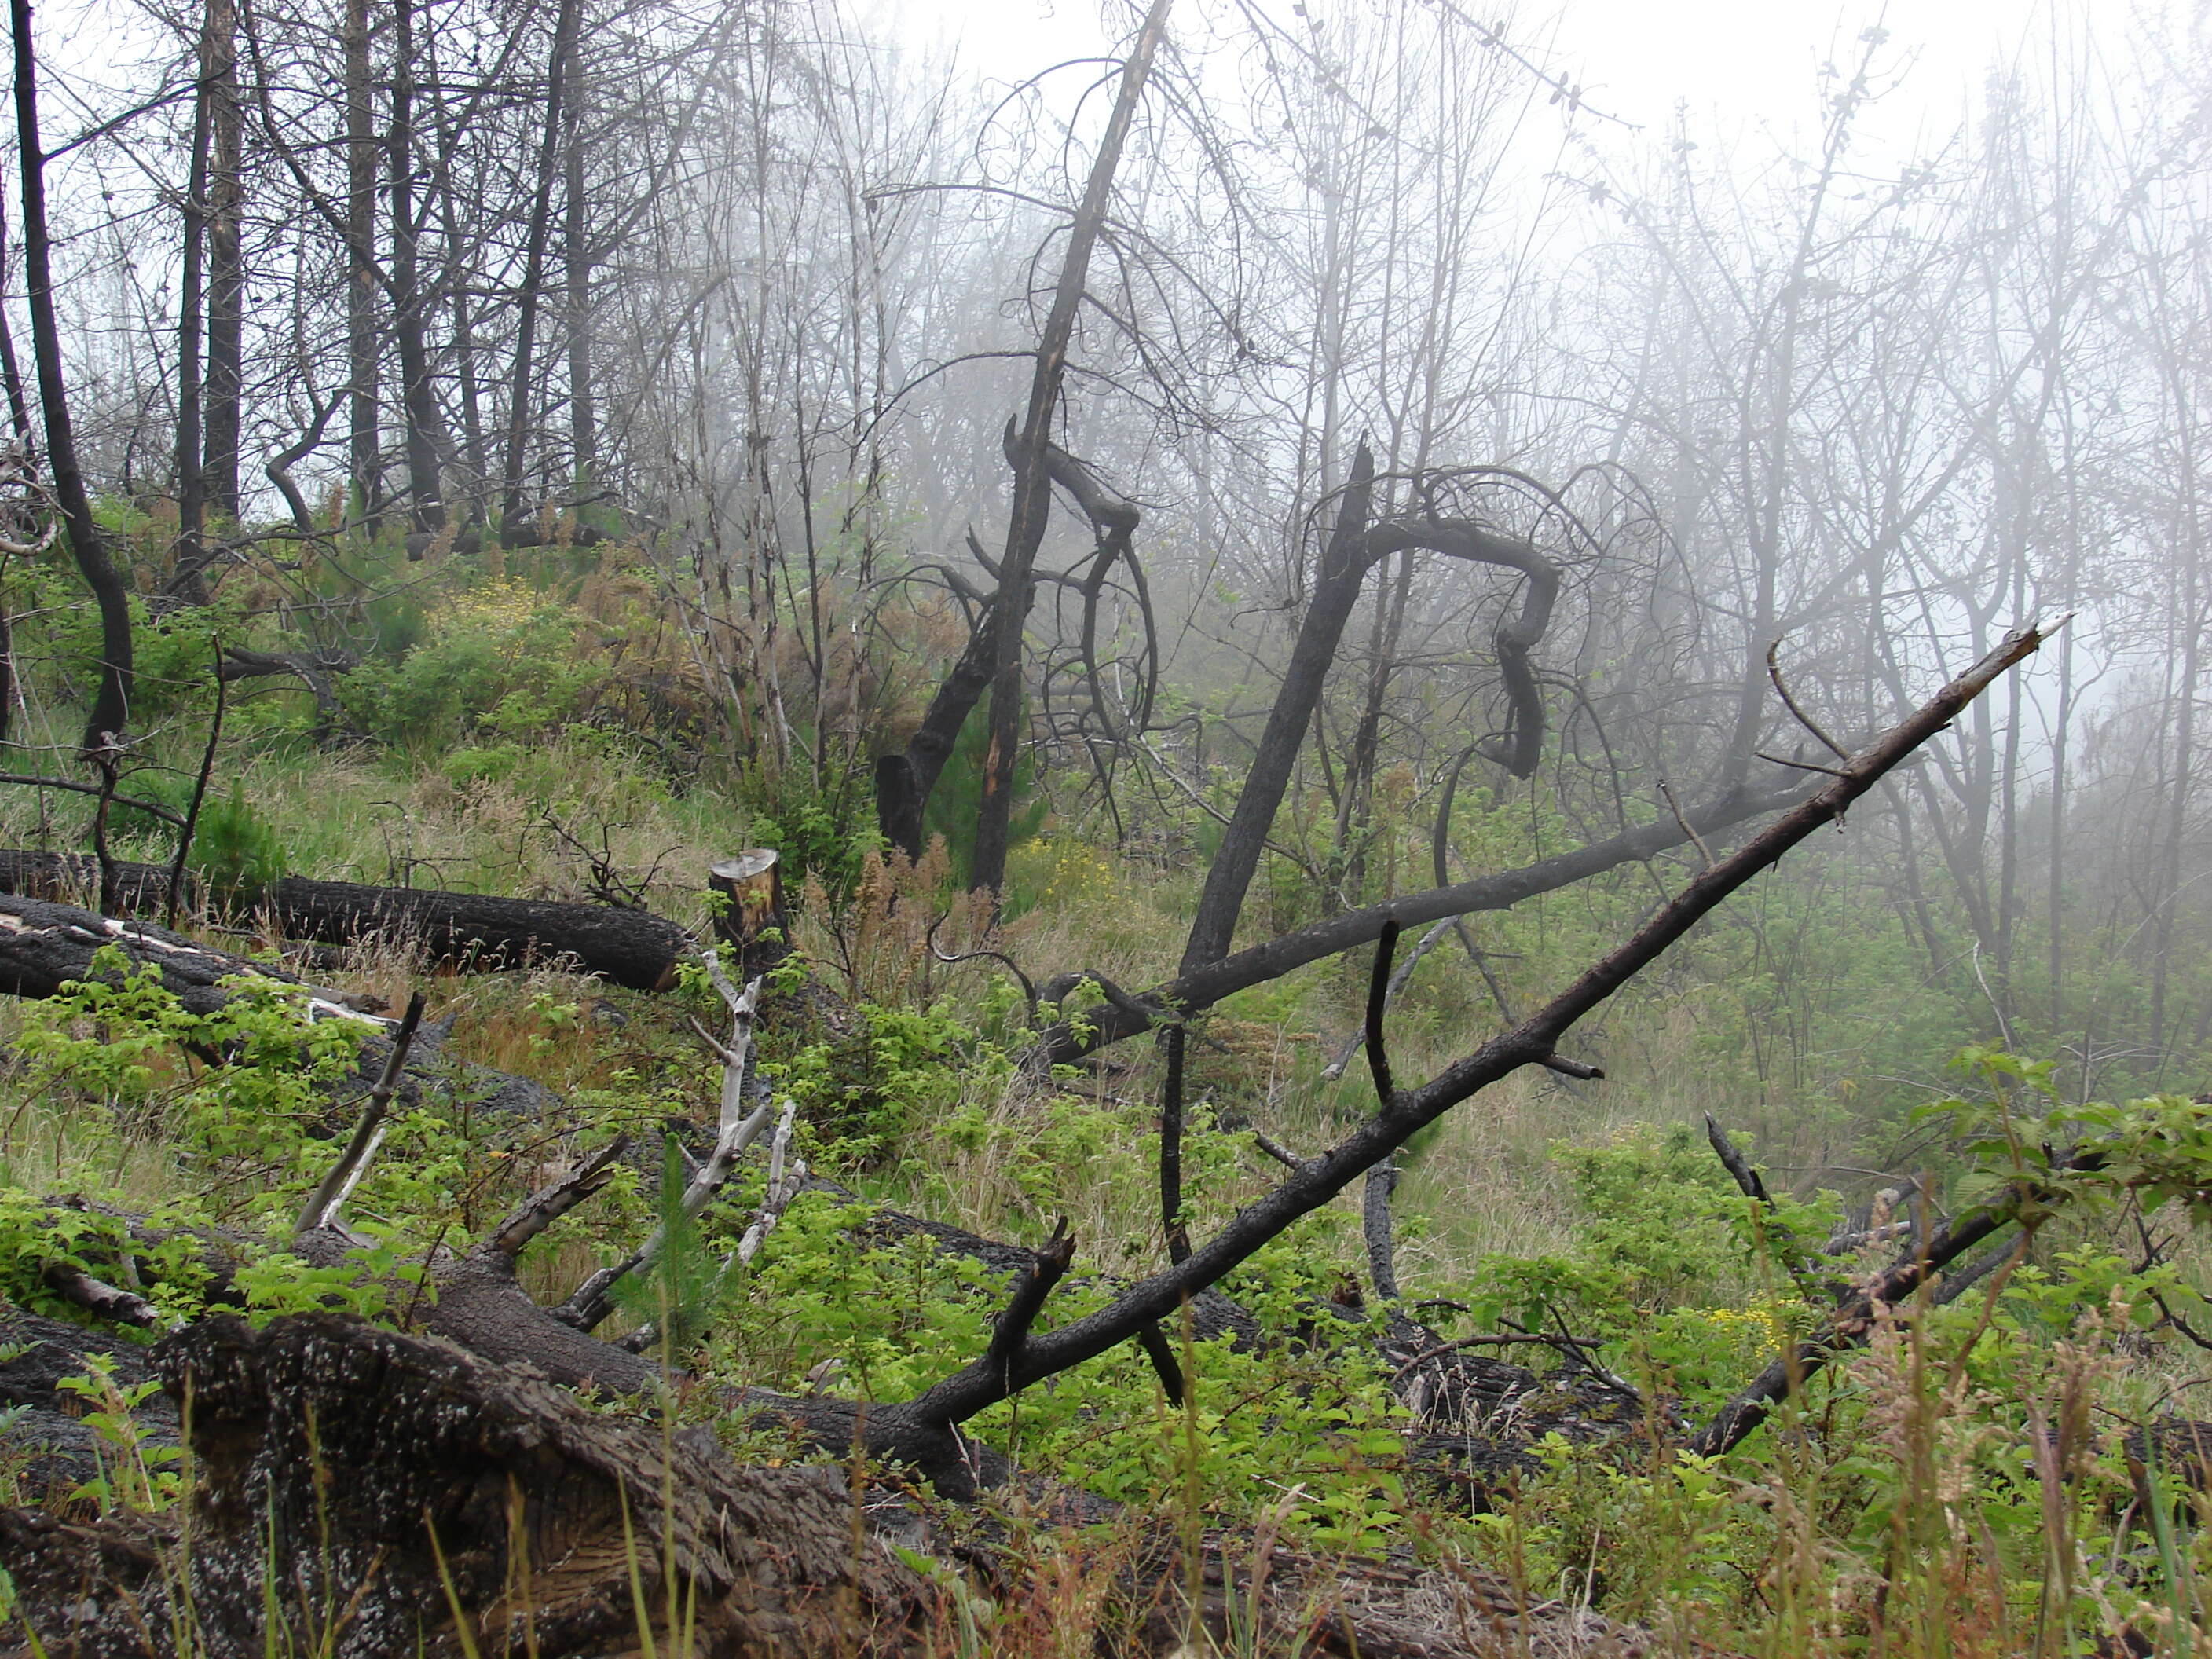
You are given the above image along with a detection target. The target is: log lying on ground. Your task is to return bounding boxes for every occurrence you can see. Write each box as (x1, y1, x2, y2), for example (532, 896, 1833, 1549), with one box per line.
(0, 892, 569, 1122)
(0, 848, 690, 990)
(0, 1313, 939, 1659)
(0, 1312, 1674, 1659)
(0, 890, 384, 1016)
(0, 1302, 180, 1497)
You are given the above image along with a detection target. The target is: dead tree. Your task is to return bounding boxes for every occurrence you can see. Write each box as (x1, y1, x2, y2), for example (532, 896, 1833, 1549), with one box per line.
(0, 631, 2046, 1507)
(1181, 447, 1563, 974)
(11, 0, 130, 751)
(873, 0, 1172, 888)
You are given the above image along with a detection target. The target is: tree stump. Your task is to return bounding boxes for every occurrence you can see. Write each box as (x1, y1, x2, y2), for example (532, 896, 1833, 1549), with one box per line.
(709, 851, 788, 976)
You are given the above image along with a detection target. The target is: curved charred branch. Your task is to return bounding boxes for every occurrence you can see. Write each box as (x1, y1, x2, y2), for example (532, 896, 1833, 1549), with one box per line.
(1324, 917, 1452, 1080)
(901, 624, 2045, 1431)
(1159, 1023, 1189, 1265)
(983, 1218, 1075, 1393)
(1705, 1113, 1771, 1203)
(1703, 1114, 1830, 1305)
(1365, 917, 1401, 1105)
(165, 637, 227, 928)
(263, 383, 339, 537)
(0, 850, 690, 991)
(1181, 457, 1565, 974)
(1366, 518, 1556, 778)
(928, 913, 1039, 1025)
(218, 646, 356, 734)
(1036, 777, 1816, 1066)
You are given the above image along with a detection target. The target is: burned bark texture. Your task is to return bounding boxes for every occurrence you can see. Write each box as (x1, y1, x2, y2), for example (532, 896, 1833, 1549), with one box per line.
(0, 1304, 180, 1496)
(0, 1313, 938, 1657)
(0, 851, 689, 990)
(0, 1311, 1665, 1659)
(0, 890, 383, 1015)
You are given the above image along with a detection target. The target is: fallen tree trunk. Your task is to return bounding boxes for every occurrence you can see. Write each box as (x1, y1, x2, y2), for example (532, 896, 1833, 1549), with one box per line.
(0, 889, 383, 1016)
(1031, 778, 1815, 1064)
(0, 1312, 1674, 1659)
(0, 1313, 939, 1658)
(0, 848, 690, 990)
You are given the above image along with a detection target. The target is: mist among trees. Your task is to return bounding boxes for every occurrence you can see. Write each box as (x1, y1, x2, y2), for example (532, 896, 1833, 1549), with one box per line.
(0, 0, 2207, 1652)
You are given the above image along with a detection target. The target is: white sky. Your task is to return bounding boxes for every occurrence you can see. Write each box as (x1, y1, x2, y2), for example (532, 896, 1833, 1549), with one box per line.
(914, 0, 2115, 159)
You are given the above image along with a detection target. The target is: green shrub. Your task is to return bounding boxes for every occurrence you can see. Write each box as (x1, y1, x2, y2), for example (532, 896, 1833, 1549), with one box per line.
(185, 779, 288, 903)
(340, 576, 601, 750)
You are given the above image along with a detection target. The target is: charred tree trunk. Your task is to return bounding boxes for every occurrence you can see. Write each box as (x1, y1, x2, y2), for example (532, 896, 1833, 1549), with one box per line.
(1180, 466, 1557, 976)
(500, 0, 580, 539)
(202, 0, 243, 522)
(167, 32, 213, 606)
(343, 0, 379, 518)
(388, 0, 443, 538)
(969, 0, 1171, 899)
(1184, 447, 1375, 972)
(12, 0, 131, 751)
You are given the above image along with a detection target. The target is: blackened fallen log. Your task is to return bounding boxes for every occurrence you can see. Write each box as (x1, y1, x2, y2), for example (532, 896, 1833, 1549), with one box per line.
(0, 889, 383, 1016)
(0, 848, 689, 990)
(0, 1302, 180, 1497)
(0, 1312, 1675, 1659)
(0, 1313, 937, 1658)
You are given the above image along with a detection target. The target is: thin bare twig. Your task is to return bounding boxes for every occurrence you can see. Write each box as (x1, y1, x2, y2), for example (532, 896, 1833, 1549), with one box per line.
(1766, 639, 1849, 760)
(1755, 750, 1852, 778)
(1659, 781, 1712, 870)
(926, 912, 1038, 1024)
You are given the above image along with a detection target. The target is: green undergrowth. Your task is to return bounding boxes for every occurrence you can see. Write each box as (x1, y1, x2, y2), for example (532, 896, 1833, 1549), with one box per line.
(4, 533, 2212, 1650)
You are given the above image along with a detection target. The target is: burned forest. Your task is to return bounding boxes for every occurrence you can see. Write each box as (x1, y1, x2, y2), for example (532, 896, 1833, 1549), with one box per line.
(0, 0, 2206, 1653)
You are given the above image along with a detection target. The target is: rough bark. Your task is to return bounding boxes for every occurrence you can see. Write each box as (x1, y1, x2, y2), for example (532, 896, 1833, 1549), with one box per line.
(0, 1314, 938, 1657)
(0, 888, 384, 1016)
(12, 0, 130, 749)
(0, 1302, 180, 1496)
(0, 1312, 1671, 1659)
(0, 851, 690, 990)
